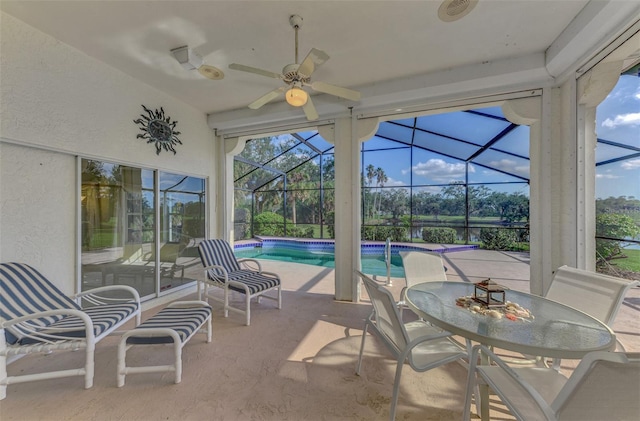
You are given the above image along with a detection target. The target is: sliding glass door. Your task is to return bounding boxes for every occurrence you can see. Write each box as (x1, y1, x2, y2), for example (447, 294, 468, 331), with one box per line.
(80, 159, 205, 299)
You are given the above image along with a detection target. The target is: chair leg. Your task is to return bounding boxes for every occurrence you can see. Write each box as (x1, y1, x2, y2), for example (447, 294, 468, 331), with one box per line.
(462, 362, 475, 421)
(277, 285, 282, 309)
(116, 339, 128, 387)
(206, 315, 212, 343)
(355, 323, 369, 375)
(0, 332, 7, 400)
(174, 340, 182, 384)
(223, 286, 230, 318)
(85, 343, 95, 389)
(245, 292, 251, 326)
(389, 358, 405, 421)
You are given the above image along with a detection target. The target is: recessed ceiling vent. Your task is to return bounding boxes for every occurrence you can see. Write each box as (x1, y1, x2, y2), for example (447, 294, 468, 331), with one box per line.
(438, 0, 478, 22)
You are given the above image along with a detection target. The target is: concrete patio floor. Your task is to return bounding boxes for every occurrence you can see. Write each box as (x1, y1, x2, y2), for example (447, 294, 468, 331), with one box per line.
(2, 249, 639, 420)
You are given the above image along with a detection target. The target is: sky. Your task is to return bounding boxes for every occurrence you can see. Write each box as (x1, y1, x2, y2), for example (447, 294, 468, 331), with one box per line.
(595, 74, 640, 200)
(245, 73, 639, 201)
(359, 74, 639, 200)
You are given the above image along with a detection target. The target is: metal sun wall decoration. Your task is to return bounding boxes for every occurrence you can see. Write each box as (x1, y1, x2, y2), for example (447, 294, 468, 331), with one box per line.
(133, 105, 182, 155)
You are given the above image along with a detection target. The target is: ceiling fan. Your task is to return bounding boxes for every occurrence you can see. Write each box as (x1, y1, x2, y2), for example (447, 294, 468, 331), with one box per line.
(171, 45, 224, 80)
(229, 15, 361, 121)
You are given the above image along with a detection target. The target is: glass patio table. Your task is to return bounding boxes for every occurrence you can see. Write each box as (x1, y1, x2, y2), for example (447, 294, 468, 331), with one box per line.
(405, 281, 616, 420)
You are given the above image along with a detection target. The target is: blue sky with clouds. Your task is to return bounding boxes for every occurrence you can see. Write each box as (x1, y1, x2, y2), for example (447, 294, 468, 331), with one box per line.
(595, 74, 640, 200)
(358, 75, 638, 200)
(361, 108, 530, 196)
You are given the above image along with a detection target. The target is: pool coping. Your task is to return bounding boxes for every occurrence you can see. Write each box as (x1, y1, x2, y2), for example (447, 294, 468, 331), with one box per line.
(234, 237, 479, 254)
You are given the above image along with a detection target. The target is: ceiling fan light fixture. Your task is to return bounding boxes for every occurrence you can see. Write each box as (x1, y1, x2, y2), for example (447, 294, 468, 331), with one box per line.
(285, 86, 308, 107)
(438, 0, 478, 22)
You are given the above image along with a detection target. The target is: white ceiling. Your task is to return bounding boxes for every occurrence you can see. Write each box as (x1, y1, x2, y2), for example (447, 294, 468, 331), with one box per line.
(2, 1, 638, 127)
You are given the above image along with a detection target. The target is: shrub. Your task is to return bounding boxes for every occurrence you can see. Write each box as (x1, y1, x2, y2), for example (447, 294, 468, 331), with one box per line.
(478, 228, 518, 250)
(253, 212, 286, 236)
(362, 225, 408, 242)
(253, 212, 314, 238)
(596, 213, 640, 263)
(422, 227, 457, 243)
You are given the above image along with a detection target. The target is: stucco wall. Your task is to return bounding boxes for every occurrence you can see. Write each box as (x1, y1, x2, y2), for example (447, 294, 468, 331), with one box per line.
(0, 12, 217, 294)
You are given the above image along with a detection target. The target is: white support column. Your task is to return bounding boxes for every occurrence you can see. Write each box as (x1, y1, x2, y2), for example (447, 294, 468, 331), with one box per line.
(222, 137, 248, 244)
(327, 116, 378, 301)
(576, 60, 624, 270)
(503, 96, 546, 294)
(330, 117, 357, 301)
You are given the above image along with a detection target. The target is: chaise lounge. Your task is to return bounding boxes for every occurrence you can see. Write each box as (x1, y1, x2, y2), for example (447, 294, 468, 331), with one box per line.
(198, 239, 281, 326)
(0, 262, 141, 399)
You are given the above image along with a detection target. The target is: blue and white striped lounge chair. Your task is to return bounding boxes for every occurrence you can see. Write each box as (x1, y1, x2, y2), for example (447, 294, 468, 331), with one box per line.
(0, 262, 141, 399)
(198, 239, 281, 326)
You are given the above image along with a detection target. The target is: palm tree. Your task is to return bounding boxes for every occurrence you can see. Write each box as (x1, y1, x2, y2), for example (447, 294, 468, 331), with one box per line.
(375, 167, 388, 217)
(366, 164, 376, 219)
(287, 171, 307, 225)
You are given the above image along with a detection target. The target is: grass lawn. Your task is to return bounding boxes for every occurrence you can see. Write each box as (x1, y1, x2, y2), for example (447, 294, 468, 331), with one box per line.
(609, 248, 640, 272)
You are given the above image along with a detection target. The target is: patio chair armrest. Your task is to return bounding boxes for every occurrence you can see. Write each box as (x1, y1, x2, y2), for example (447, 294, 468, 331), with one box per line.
(1, 309, 95, 344)
(72, 285, 141, 307)
(258, 270, 280, 280)
(237, 258, 262, 272)
(407, 330, 456, 348)
(166, 300, 211, 309)
(202, 263, 230, 281)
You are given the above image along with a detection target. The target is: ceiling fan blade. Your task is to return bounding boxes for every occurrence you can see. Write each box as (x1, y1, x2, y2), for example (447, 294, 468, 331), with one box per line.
(297, 48, 330, 78)
(229, 63, 282, 79)
(310, 81, 361, 101)
(302, 96, 319, 121)
(248, 87, 286, 109)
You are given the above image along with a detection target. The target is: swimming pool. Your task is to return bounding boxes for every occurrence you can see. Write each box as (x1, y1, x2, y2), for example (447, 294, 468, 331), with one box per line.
(233, 238, 478, 278)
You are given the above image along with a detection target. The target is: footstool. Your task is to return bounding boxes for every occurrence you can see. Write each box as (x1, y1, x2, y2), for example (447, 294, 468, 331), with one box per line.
(117, 300, 212, 386)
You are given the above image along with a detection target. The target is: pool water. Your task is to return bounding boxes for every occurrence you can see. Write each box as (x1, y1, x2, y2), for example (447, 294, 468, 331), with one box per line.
(234, 246, 406, 278)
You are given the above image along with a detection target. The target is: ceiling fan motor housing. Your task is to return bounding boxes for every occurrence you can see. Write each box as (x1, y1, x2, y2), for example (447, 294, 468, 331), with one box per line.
(282, 64, 310, 83)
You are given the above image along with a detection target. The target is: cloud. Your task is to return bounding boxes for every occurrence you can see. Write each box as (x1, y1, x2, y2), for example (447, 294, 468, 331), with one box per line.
(411, 159, 469, 183)
(601, 112, 640, 129)
(382, 177, 406, 187)
(596, 173, 620, 179)
(484, 159, 529, 178)
(621, 159, 640, 170)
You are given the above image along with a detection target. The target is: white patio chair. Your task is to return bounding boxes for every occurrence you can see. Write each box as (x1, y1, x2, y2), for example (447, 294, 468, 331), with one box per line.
(463, 344, 640, 421)
(398, 251, 447, 320)
(197, 239, 281, 326)
(546, 265, 639, 330)
(503, 265, 639, 369)
(0, 262, 141, 399)
(543, 265, 639, 368)
(355, 270, 466, 421)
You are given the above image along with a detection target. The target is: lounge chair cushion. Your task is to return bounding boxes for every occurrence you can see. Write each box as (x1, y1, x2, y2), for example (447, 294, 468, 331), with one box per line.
(198, 239, 241, 273)
(224, 271, 280, 294)
(126, 305, 212, 345)
(16, 303, 140, 346)
(1, 262, 138, 345)
(1, 263, 82, 344)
